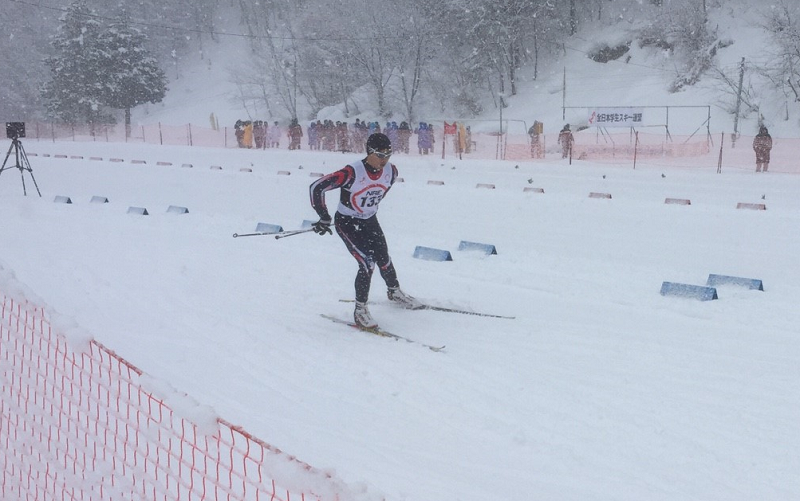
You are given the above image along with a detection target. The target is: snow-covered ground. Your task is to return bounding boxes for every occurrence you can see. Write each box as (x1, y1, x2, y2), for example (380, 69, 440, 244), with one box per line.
(3, 1, 799, 498)
(1, 139, 798, 500)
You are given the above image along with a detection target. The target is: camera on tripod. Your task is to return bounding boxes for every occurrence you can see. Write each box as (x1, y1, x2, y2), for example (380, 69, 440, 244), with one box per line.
(1, 121, 40, 196)
(6, 122, 26, 139)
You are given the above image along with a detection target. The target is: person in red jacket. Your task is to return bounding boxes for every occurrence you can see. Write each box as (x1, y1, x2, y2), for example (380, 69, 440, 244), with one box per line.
(558, 124, 574, 159)
(752, 125, 773, 173)
(309, 133, 421, 328)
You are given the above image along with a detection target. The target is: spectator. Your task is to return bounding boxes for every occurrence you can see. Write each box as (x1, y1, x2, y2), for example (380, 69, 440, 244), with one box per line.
(456, 122, 467, 155)
(234, 120, 245, 148)
(753, 125, 773, 173)
(322, 120, 336, 151)
(353, 119, 368, 153)
(338, 121, 351, 152)
(397, 121, 412, 154)
(416, 122, 433, 155)
(528, 121, 543, 159)
(268, 121, 281, 148)
(308, 122, 318, 150)
(288, 118, 303, 150)
(558, 124, 574, 159)
(242, 121, 254, 149)
(386, 122, 398, 150)
(253, 120, 267, 149)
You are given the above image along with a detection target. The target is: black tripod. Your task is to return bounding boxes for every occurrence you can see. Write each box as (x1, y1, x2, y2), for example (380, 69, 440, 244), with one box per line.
(0, 136, 41, 196)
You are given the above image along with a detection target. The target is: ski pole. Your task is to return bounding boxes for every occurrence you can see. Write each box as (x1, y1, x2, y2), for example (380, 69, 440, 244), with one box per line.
(232, 228, 315, 239)
(273, 228, 316, 239)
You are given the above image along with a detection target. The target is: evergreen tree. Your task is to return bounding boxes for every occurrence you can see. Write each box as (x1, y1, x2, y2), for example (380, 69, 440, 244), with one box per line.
(41, 0, 111, 126)
(99, 17, 168, 134)
(0, 0, 51, 119)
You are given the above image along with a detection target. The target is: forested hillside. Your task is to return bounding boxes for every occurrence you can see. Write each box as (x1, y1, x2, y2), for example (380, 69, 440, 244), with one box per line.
(3, 0, 800, 135)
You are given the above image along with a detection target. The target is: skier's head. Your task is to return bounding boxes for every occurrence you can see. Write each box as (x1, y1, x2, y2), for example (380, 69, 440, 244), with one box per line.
(366, 133, 392, 157)
(366, 133, 392, 169)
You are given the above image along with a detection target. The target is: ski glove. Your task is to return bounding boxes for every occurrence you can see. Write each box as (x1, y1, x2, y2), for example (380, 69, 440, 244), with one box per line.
(312, 219, 332, 235)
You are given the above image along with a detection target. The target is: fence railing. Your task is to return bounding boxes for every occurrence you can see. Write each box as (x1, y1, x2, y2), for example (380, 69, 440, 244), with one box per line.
(21, 121, 718, 162)
(0, 269, 359, 501)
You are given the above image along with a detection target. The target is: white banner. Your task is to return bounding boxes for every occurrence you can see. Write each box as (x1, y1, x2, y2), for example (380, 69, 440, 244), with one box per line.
(588, 108, 644, 127)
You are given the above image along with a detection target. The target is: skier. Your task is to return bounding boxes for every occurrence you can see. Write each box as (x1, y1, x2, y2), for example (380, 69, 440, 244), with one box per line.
(752, 125, 773, 172)
(309, 132, 422, 328)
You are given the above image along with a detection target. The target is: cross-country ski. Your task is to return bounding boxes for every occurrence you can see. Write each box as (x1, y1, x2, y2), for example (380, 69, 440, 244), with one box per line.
(339, 299, 515, 319)
(320, 314, 445, 352)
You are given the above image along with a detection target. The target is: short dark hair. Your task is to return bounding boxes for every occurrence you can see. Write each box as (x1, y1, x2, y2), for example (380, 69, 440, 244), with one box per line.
(366, 132, 391, 152)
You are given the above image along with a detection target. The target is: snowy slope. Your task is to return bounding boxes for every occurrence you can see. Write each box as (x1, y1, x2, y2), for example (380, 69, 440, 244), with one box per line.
(3, 1, 799, 499)
(1, 140, 798, 500)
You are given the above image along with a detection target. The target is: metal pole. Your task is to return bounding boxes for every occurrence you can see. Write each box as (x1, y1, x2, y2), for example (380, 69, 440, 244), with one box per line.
(732, 57, 745, 148)
(562, 67, 566, 120)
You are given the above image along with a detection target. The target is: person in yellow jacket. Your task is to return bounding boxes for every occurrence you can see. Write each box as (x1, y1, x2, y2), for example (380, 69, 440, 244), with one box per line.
(242, 120, 254, 149)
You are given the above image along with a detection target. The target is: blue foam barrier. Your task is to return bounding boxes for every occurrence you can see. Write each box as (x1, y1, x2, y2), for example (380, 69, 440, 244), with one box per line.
(90, 196, 109, 203)
(127, 207, 149, 216)
(413, 246, 453, 262)
(255, 222, 283, 234)
(53, 195, 72, 204)
(660, 282, 718, 301)
(706, 274, 764, 291)
(167, 205, 189, 214)
(457, 241, 497, 255)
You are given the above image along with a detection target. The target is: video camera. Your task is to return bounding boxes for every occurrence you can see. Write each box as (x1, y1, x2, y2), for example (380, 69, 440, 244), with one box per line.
(6, 122, 25, 139)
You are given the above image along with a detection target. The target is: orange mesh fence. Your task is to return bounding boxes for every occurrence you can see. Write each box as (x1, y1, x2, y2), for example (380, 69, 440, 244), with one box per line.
(24, 122, 234, 149)
(711, 133, 800, 174)
(570, 130, 711, 160)
(0, 284, 354, 501)
(19, 121, 800, 173)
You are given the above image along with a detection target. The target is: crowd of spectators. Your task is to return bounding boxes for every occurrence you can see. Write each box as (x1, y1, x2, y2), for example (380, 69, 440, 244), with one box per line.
(233, 118, 441, 155)
(234, 119, 282, 149)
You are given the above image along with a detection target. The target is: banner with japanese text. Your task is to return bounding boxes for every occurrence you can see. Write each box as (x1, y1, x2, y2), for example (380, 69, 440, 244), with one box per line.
(587, 108, 644, 127)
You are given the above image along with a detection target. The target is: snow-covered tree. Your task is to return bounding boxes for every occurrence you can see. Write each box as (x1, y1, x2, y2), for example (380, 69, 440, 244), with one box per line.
(41, 0, 111, 125)
(98, 17, 168, 134)
(637, 1, 720, 92)
(0, 0, 51, 120)
(41, 2, 167, 131)
(759, 2, 800, 105)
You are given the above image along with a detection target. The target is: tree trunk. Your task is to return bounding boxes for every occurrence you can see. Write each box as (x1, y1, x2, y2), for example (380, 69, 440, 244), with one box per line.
(570, 0, 578, 35)
(377, 85, 387, 118)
